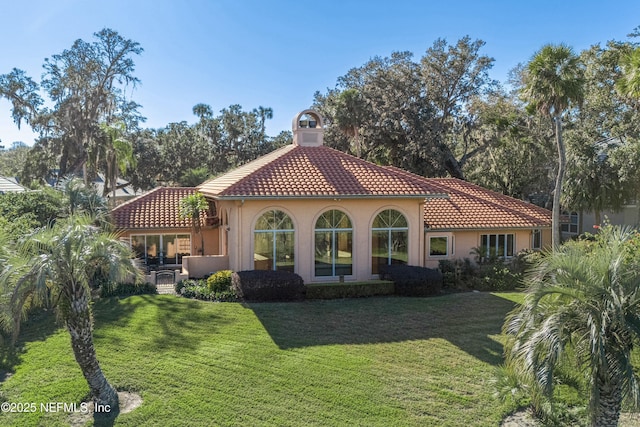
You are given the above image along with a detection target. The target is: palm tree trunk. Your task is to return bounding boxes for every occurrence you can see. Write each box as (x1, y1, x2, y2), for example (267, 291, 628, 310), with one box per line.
(65, 284, 119, 414)
(592, 379, 622, 427)
(552, 116, 565, 248)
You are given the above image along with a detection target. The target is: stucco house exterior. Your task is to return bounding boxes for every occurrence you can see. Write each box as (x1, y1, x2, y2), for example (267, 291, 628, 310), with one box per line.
(112, 109, 552, 283)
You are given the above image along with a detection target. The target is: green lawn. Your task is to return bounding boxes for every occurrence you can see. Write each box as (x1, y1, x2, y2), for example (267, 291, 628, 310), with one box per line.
(1, 292, 519, 426)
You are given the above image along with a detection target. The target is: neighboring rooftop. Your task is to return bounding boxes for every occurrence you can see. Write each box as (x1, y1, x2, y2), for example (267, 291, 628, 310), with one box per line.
(0, 176, 26, 194)
(423, 178, 552, 230)
(111, 187, 209, 229)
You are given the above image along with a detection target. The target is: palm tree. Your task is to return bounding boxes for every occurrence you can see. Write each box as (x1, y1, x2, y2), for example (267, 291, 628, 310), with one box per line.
(335, 88, 366, 157)
(101, 122, 136, 204)
(179, 193, 209, 255)
(0, 215, 142, 414)
(521, 44, 584, 247)
(254, 105, 273, 137)
(615, 46, 640, 105)
(504, 225, 640, 426)
(59, 177, 110, 226)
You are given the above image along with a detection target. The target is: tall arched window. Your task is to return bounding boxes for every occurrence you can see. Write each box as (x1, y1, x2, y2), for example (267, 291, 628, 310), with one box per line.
(371, 209, 408, 274)
(254, 210, 295, 272)
(315, 210, 353, 277)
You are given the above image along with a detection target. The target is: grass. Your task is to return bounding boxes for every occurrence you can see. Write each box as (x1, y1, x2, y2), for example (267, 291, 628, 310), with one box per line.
(0, 292, 519, 426)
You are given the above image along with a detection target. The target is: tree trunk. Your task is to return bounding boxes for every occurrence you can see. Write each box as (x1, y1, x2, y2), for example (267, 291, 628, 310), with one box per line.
(592, 378, 622, 427)
(65, 284, 119, 415)
(552, 116, 565, 248)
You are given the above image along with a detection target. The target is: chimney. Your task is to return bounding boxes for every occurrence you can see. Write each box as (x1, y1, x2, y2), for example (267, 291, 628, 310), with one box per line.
(292, 109, 324, 147)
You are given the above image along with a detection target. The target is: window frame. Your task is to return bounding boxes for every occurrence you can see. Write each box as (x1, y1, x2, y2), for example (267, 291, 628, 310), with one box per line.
(532, 229, 542, 250)
(130, 233, 192, 266)
(314, 209, 353, 278)
(253, 209, 295, 272)
(480, 233, 515, 259)
(371, 209, 409, 274)
(560, 211, 579, 235)
(428, 236, 450, 257)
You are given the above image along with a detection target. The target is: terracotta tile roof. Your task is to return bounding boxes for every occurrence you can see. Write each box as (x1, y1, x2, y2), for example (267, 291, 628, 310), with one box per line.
(198, 145, 445, 199)
(112, 152, 551, 232)
(111, 187, 207, 229)
(423, 178, 552, 230)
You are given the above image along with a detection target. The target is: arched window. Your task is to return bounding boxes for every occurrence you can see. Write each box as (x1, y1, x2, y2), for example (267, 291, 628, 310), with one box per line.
(371, 209, 408, 274)
(315, 210, 353, 277)
(254, 210, 295, 272)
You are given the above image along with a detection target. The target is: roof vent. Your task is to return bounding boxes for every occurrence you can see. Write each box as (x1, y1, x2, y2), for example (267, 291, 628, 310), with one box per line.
(292, 109, 324, 147)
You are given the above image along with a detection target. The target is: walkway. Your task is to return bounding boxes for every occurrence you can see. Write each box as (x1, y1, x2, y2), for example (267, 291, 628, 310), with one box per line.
(156, 284, 176, 295)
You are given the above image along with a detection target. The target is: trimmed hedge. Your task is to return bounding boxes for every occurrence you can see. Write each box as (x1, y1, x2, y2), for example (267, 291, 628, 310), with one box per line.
(306, 281, 395, 299)
(380, 264, 443, 296)
(232, 270, 305, 302)
(100, 282, 157, 298)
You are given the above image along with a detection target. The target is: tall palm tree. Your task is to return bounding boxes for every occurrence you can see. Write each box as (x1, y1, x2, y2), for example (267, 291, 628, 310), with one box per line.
(504, 225, 640, 426)
(521, 44, 584, 247)
(254, 105, 273, 137)
(0, 215, 142, 413)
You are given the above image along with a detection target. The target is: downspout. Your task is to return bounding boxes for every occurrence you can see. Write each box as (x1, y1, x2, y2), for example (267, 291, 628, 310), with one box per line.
(237, 199, 244, 271)
(419, 200, 426, 267)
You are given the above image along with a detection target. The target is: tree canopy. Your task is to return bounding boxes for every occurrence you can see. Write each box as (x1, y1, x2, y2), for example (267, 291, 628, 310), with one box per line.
(0, 28, 143, 187)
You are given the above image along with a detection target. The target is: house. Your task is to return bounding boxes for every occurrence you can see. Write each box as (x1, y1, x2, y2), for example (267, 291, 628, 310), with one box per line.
(111, 187, 219, 275)
(0, 176, 26, 194)
(46, 172, 141, 205)
(112, 109, 552, 282)
(422, 178, 552, 267)
(561, 206, 640, 240)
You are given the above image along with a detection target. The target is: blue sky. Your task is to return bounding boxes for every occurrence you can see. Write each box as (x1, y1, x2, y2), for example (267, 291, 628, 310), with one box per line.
(1, 0, 639, 147)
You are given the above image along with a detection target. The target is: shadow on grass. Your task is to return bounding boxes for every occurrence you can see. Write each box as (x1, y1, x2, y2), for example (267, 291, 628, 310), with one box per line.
(0, 308, 61, 380)
(94, 294, 227, 352)
(249, 292, 517, 365)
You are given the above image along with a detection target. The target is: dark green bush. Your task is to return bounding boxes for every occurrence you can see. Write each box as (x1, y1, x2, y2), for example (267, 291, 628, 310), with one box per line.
(439, 258, 477, 290)
(100, 281, 157, 297)
(232, 270, 305, 302)
(306, 281, 395, 299)
(380, 265, 443, 296)
(206, 270, 233, 293)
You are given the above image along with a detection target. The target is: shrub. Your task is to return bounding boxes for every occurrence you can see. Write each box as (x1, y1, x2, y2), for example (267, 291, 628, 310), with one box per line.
(232, 270, 305, 302)
(100, 281, 157, 298)
(474, 265, 521, 291)
(306, 281, 395, 299)
(206, 270, 233, 293)
(439, 258, 477, 290)
(380, 264, 443, 296)
(176, 278, 237, 302)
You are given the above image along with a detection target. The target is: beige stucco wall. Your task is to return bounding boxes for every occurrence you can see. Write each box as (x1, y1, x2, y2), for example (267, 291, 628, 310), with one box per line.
(216, 197, 427, 283)
(424, 228, 551, 268)
(581, 206, 640, 232)
(182, 255, 230, 278)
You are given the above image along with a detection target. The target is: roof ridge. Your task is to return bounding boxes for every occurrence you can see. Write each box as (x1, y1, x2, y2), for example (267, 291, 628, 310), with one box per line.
(198, 144, 296, 197)
(428, 178, 551, 214)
